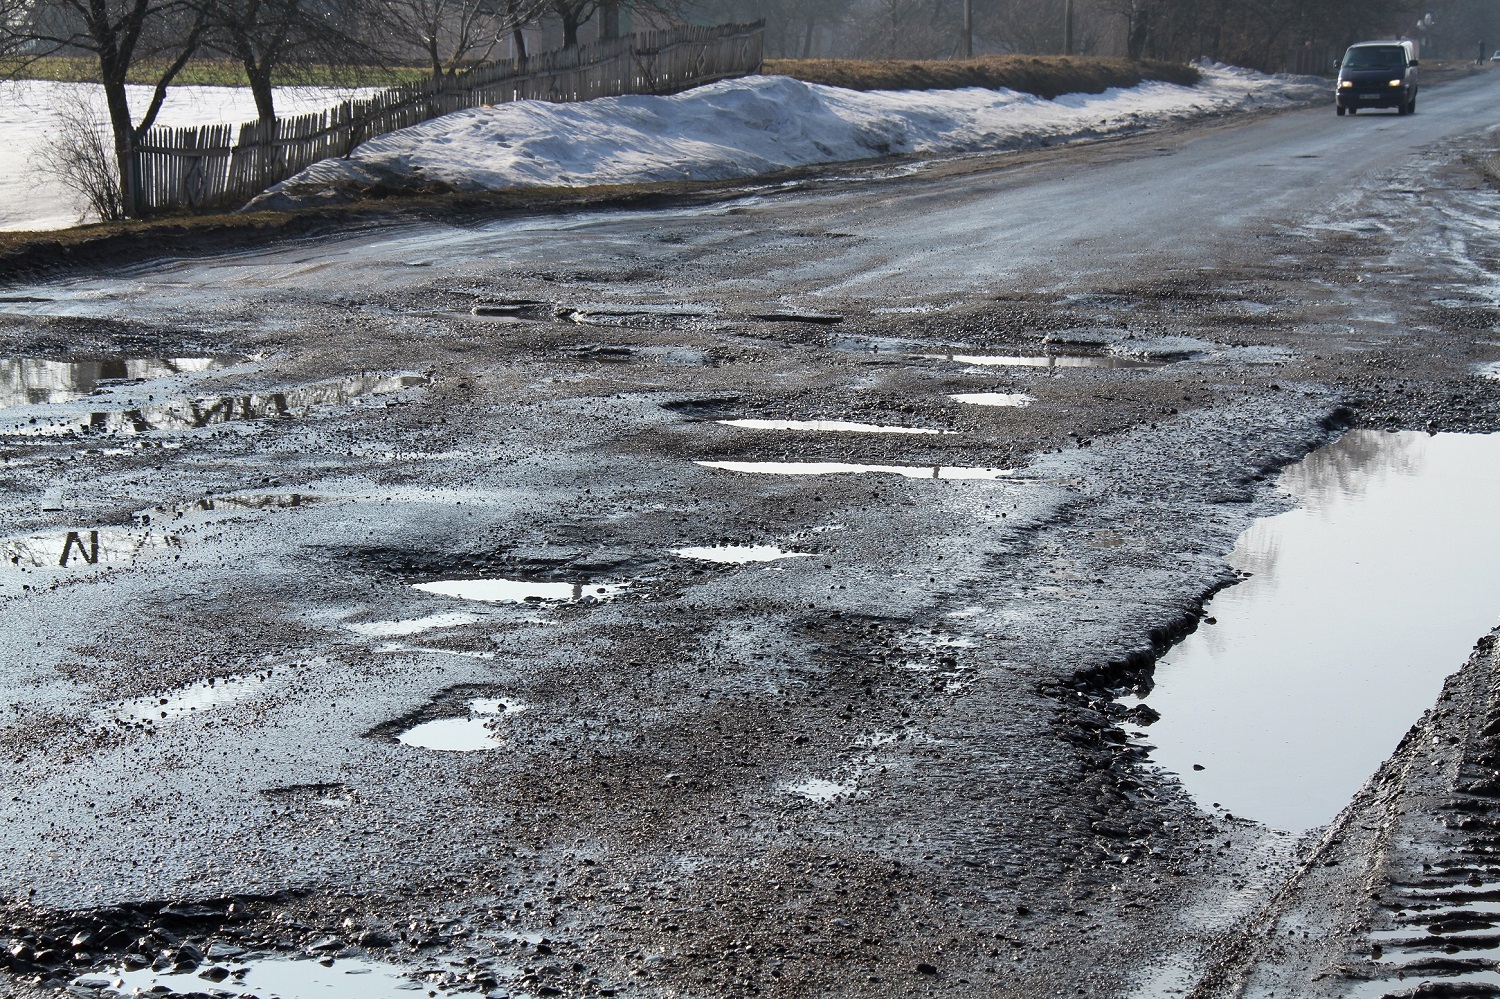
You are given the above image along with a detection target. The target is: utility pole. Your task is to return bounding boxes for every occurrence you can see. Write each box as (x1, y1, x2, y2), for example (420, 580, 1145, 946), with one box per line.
(963, 0, 973, 58)
(1063, 0, 1074, 55)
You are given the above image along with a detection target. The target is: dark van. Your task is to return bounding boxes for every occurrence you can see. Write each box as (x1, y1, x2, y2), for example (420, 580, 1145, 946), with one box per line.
(1336, 41, 1419, 115)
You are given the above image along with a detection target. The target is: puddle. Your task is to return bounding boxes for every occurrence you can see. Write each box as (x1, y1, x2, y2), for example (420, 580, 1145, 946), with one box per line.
(950, 393, 1035, 407)
(671, 544, 812, 563)
(412, 578, 629, 603)
(396, 698, 519, 751)
(104, 672, 270, 727)
(786, 778, 857, 802)
(696, 460, 1014, 480)
(0, 356, 227, 409)
(1477, 360, 1500, 381)
(717, 418, 950, 435)
(93, 955, 446, 997)
(1130, 431, 1500, 832)
(917, 351, 1160, 369)
(346, 613, 481, 638)
(3, 528, 177, 572)
(2, 372, 428, 437)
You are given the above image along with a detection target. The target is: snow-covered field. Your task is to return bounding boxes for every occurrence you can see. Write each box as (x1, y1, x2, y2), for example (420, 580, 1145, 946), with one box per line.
(0, 80, 373, 231)
(252, 63, 1325, 210)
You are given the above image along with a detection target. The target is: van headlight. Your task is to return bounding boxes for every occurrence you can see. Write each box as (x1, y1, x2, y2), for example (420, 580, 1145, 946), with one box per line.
(1389, 79, 1402, 86)
(1340, 80, 1353, 88)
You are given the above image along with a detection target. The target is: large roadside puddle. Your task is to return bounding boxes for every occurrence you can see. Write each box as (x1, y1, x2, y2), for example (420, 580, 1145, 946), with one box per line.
(91, 954, 452, 997)
(1129, 431, 1500, 831)
(0, 356, 228, 408)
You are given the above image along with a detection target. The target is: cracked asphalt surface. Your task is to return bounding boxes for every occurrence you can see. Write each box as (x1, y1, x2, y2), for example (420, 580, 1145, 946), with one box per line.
(4, 68, 1500, 999)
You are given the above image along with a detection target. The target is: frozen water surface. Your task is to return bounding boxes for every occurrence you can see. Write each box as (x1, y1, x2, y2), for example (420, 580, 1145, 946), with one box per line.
(1134, 431, 1500, 832)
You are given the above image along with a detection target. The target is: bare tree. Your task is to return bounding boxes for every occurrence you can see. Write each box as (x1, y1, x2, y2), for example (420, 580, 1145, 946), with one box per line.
(196, 0, 381, 122)
(4, 0, 208, 215)
(385, 0, 548, 78)
(38, 87, 126, 220)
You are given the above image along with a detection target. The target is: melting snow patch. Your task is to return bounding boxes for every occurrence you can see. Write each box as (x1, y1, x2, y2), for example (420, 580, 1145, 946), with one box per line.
(347, 612, 481, 638)
(1477, 360, 1500, 380)
(250, 65, 1325, 209)
(786, 778, 856, 803)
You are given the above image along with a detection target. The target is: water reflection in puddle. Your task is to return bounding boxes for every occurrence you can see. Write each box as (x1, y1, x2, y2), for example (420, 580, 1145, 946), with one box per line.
(0, 357, 227, 409)
(672, 544, 812, 564)
(951, 393, 1034, 408)
(97, 955, 445, 997)
(2, 373, 428, 437)
(696, 460, 1013, 480)
(412, 579, 629, 603)
(397, 698, 522, 751)
(1133, 431, 1500, 831)
(918, 351, 1159, 369)
(1477, 360, 1500, 380)
(717, 419, 950, 435)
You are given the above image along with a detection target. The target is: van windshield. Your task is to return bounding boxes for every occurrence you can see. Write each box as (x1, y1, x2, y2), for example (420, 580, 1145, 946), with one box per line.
(1343, 46, 1408, 70)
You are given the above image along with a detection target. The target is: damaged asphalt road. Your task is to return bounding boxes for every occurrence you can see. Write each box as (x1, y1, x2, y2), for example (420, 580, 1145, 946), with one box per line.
(3, 71, 1500, 999)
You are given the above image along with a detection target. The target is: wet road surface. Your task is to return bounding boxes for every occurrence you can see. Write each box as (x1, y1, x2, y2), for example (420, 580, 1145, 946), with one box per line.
(3, 70, 1500, 999)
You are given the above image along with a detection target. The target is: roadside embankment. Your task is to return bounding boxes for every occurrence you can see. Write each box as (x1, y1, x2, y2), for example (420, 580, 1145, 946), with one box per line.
(764, 55, 1200, 97)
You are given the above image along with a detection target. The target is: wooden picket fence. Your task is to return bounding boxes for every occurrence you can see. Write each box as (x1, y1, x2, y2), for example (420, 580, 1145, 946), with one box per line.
(128, 20, 765, 215)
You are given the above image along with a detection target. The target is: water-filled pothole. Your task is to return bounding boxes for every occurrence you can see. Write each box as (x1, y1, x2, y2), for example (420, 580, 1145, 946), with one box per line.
(99, 672, 273, 730)
(92, 954, 450, 997)
(918, 350, 1161, 369)
(2, 372, 428, 437)
(717, 419, 950, 435)
(672, 544, 812, 564)
(0, 356, 229, 409)
(1128, 431, 1500, 831)
(396, 697, 525, 751)
(950, 393, 1035, 407)
(413, 578, 630, 603)
(696, 460, 1014, 480)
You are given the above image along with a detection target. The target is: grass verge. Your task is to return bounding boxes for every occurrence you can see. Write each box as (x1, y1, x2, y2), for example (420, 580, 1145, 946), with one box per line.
(762, 55, 1200, 98)
(0, 57, 426, 89)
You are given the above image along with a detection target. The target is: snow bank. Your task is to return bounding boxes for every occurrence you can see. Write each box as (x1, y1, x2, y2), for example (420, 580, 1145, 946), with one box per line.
(251, 63, 1324, 210)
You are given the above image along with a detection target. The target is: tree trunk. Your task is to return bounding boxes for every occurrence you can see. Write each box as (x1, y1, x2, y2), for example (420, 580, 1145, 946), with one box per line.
(562, 10, 581, 48)
(1127, 2, 1151, 60)
(513, 26, 528, 59)
(802, 15, 816, 57)
(599, 1, 619, 41)
(100, 79, 137, 217)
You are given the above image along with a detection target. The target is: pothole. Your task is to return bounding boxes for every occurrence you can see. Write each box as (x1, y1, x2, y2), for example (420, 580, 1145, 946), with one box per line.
(1125, 430, 1500, 832)
(696, 460, 1015, 480)
(88, 954, 452, 998)
(717, 419, 951, 435)
(916, 350, 1161, 369)
(346, 612, 483, 638)
(786, 777, 857, 802)
(950, 393, 1035, 407)
(395, 696, 526, 752)
(99, 671, 273, 730)
(412, 578, 630, 604)
(0, 356, 231, 409)
(671, 544, 813, 564)
(2, 372, 429, 437)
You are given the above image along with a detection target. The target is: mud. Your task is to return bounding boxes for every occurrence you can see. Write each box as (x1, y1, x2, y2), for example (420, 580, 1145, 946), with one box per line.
(2, 73, 1500, 999)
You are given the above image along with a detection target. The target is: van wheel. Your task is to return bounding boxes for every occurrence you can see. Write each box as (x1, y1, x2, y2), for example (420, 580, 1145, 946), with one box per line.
(1336, 105, 1346, 115)
(1398, 100, 1410, 115)
(1409, 94, 1417, 113)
